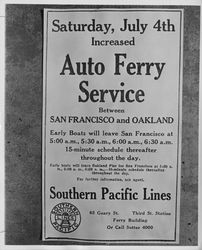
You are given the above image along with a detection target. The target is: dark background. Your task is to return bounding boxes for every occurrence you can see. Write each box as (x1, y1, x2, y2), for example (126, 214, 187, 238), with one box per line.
(5, 4, 200, 245)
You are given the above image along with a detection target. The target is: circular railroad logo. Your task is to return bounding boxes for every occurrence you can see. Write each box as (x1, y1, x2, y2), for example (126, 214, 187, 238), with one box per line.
(50, 202, 81, 233)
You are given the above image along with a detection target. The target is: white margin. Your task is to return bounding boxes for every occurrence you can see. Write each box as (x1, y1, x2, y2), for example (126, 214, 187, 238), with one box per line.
(1, 0, 202, 5)
(0, 1, 201, 250)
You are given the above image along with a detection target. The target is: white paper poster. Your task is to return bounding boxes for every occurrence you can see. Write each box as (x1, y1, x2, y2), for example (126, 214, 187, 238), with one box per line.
(43, 8, 183, 243)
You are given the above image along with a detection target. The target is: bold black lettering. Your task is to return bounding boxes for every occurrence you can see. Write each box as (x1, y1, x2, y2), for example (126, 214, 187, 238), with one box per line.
(50, 186, 56, 199)
(114, 53, 127, 75)
(60, 54, 75, 75)
(52, 19, 60, 32)
(78, 81, 89, 102)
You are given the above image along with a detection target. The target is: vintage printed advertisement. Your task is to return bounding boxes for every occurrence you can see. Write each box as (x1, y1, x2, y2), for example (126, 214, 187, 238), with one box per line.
(42, 8, 183, 243)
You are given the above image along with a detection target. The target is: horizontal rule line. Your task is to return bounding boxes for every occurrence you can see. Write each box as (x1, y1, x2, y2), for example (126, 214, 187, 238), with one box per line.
(46, 237, 176, 242)
(47, 10, 183, 13)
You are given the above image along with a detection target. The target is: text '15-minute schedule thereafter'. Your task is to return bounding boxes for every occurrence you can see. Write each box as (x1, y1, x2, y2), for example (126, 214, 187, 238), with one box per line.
(43, 8, 183, 244)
